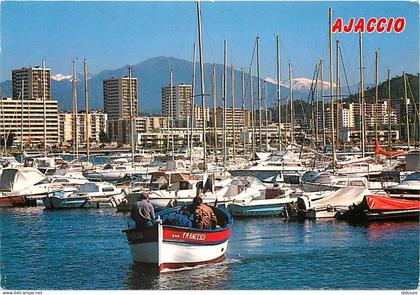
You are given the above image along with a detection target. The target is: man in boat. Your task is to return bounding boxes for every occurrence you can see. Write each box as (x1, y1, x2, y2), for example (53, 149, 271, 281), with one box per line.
(192, 195, 217, 230)
(130, 192, 155, 229)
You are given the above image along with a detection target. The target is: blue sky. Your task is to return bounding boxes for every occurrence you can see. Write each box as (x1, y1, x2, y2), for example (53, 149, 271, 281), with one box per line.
(1, 1, 419, 85)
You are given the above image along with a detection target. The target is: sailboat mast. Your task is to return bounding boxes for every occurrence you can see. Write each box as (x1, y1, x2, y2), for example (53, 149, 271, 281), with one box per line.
(72, 59, 79, 161)
(315, 64, 319, 149)
(276, 35, 281, 151)
(256, 36, 262, 151)
(42, 59, 47, 157)
(170, 68, 175, 160)
(288, 62, 294, 144)
(241, 67, 246, 154)
(311, 64, 318, 149)
(223, 40, 227, 167)
(264, 80, 268, 150)
(335, 40, 340, 149)
(387, 69, 392, 148)
(403, 72, 410, 150)
(20, 80, 24, 153)
(231, 64, 236, 160)
(196, 0, 207, 171)
(359, 32, 366, 157)
(250, 65, 255, 156)
(190, 43, 196, 165)
(375, 50, 379, 145)
(321, 59, 326, 148)
(84, 59, 90, 163)
(128, 66, 135, 166)
(329, 8, 336, 172)
(212, 63, 218, 163)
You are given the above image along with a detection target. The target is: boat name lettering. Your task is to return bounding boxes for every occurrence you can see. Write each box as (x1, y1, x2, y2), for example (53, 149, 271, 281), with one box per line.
(182, 232, 206, 241)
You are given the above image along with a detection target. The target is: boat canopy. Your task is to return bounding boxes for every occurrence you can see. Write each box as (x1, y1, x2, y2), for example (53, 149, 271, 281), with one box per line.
(366, 195, 420, 211)
(310, 187, 370, 209)
(52, 167, 86, 178)
(79, 182, 101, 193)
(403, 172, 420, 182)
(0, 167, 46, 192)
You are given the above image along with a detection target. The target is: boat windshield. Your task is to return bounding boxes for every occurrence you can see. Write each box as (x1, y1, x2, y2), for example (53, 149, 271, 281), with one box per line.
(404, 172, 420, 182)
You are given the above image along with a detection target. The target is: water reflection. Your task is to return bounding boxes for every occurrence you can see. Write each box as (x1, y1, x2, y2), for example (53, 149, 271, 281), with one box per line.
(366, 221, 419, 240)
(124, 259, 232, 290)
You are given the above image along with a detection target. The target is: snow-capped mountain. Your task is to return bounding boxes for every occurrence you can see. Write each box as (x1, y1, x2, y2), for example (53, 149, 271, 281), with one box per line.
(265, 77, 335, 92)
(51, 74, 72, 81)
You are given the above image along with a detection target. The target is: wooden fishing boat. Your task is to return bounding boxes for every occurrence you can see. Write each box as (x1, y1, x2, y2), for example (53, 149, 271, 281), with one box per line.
(123, 206, 233, 272)
(337, 194, 420, 222)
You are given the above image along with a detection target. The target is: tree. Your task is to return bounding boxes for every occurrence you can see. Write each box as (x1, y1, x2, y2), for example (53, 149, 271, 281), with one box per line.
(6, 132, 15, 147)
(99, 130, 109, 143)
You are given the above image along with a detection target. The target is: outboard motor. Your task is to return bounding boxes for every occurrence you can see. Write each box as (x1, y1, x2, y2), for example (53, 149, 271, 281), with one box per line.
(296, 196, 311, 211)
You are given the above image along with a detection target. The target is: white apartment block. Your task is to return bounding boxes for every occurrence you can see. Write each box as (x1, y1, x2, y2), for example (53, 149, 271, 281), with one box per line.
(213, 107, 251, 129)
(59, 111, 107, 144)
(161, 83, 193, 127)
(0, 97, 59, 146)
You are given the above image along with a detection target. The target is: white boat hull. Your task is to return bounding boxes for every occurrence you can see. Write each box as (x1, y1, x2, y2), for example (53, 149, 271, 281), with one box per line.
(228, 198, 292, 217)
(124, 208, 232, 272)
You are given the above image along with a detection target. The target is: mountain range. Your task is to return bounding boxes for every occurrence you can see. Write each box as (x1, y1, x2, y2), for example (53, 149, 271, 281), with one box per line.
(0, 56, 368, 113)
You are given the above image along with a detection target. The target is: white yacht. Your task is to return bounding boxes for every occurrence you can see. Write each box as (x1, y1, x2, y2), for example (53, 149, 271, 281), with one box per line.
(42, 182, 125, 209)
(384, 172, 420, 200)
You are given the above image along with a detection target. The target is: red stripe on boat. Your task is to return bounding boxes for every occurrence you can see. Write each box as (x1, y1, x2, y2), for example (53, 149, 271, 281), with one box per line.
(366, 195, 420, 211)
(163, 227, 231, 244)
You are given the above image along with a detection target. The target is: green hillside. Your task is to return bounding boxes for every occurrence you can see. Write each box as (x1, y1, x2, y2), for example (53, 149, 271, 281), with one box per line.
(349, 73, 419, 103)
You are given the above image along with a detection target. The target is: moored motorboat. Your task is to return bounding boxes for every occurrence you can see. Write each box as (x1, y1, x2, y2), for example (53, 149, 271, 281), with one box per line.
(0, 167, 52, 207)
(228, 197, 293, 217)
(384, 172, 420, 200)
(337, 194, 420, 222)
(297, 187, 371, 219)
(122, 206, 233, 272)
(42, 182, 125, 209)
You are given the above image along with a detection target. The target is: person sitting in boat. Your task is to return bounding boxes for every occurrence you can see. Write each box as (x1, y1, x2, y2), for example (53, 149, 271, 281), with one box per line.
(192, 195, 217, 230)
(130, 192, 155, 229)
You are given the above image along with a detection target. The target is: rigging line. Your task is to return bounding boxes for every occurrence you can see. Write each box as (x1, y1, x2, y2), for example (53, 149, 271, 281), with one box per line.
(406, 76, 420, 117)
(249, 38, 257, 67)
(339, 43, 352, 96)
(300, 64, 318, 129)
(304, 64, 319, 136)
(242, 40, 258, 107)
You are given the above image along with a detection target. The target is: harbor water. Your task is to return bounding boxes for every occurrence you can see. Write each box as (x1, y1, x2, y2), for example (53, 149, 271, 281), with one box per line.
(1, 207, 418, 290)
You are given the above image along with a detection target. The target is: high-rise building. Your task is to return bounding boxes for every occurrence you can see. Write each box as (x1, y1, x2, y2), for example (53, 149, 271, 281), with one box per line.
(59, 111, 108, 144)
(103, 77, 138, 121)
(12, 66, 51, 100)
(213, 107, 251, 129)
(0, 97, 59, 146)
(161, 83, 192, 127)
(341, 102, 355, 128)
